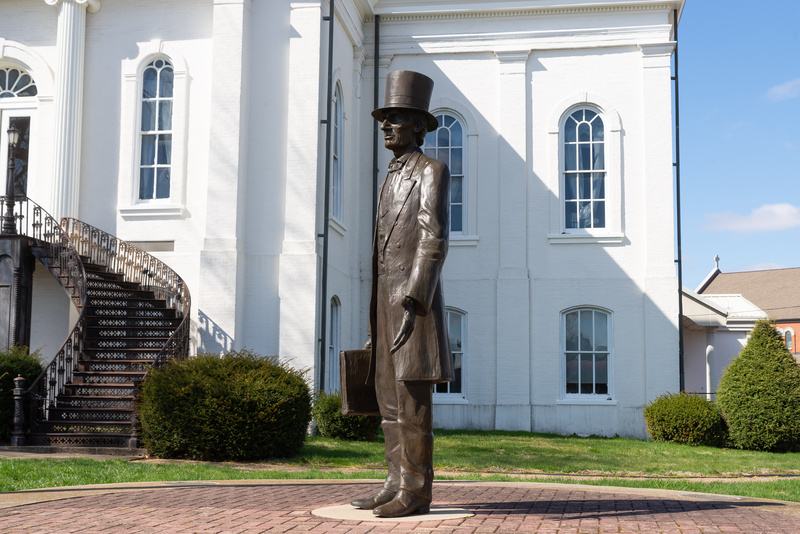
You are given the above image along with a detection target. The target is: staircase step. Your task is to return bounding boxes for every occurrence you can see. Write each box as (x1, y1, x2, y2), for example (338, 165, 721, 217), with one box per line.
(87, 326, 176, 338)
(87, 288, 156, 299)
(80, 359, 154, 373)
(48, 408, 134, 423)
(35, 421, 133, 434)
(63, 384, 138, 396)
(86, 270, 125, 282)
(28, 433, 133, 448)
(86, 316, 183, 328)
(83, 348, 162, 360)
(86, 297, 167, 308)
(87, 307, 176, 318)
(87, 278, 148, 291)
(56, 396, 135, 409)
(72, 371, 148, 384)
(84, 337, 170, 350)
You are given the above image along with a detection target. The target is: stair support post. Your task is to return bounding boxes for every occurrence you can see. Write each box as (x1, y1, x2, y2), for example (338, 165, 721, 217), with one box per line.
(11, 375, 25, 446)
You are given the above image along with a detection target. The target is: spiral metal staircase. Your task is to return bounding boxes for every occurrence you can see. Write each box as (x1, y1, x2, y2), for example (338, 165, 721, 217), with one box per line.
(6, 198, 190, 448)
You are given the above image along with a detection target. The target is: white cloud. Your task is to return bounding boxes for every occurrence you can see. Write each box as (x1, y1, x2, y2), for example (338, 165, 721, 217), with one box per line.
(705, 203, 800, 233)
(764, 78, 800, 102)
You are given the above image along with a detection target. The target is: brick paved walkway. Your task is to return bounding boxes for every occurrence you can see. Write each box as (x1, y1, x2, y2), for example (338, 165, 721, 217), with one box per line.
(2, 480, 800, 533)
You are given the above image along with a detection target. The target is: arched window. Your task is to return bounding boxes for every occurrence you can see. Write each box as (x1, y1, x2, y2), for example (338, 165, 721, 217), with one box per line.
(139, 59, 173, 200)
(562, 307, 612, 398)
(0, 66, 37, 197)
(331, 83, 344, 221)
(326, 297, 341, 393)
(425, 113, 464, 233)
(563, 109, 605, 230)
(785, 329, 794, 351)
(435, 308, 466, 399)
(0, 66, 38, 97)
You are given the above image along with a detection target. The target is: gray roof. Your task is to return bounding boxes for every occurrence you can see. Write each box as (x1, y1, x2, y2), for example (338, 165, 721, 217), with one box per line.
(699, 268, 800, 321)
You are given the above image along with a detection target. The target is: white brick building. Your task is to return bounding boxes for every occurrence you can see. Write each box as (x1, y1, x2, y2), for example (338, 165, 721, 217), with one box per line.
(0, 0, 684, 439)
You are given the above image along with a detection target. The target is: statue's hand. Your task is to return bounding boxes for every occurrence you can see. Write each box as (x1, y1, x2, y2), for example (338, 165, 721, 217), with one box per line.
(390, 299, 416, 354)
(363, 338, 372, 350)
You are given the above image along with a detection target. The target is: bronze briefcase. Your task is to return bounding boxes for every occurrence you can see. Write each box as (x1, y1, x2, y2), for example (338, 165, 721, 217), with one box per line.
(339, 349, 380, 416)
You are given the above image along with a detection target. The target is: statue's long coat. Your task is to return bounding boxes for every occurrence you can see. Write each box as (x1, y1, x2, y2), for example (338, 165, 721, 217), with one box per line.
(369, 149, 454, 383)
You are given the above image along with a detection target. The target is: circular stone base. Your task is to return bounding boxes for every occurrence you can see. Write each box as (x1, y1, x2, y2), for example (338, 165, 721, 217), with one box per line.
(311, 504, 473, 522)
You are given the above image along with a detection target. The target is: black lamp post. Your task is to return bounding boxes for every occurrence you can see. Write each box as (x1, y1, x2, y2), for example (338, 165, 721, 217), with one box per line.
(3, 125, 19, 235)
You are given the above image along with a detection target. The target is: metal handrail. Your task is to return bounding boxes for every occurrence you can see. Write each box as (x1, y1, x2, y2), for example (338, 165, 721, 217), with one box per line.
(0, 197, 89, 423)
(60, 217, 191, 367)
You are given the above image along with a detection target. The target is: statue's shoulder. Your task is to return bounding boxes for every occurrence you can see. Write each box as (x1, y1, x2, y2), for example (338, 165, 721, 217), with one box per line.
(417, 152, 450, 179)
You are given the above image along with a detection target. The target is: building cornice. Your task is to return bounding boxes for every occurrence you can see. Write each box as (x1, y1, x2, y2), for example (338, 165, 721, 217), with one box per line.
(364, 2, 679, 23)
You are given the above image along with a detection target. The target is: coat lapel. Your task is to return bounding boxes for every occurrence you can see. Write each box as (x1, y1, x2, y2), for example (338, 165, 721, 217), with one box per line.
(382, 152, 421, 253)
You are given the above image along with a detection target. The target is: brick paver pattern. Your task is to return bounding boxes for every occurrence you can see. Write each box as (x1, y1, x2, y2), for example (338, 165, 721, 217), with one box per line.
(2, 482, 799, 533)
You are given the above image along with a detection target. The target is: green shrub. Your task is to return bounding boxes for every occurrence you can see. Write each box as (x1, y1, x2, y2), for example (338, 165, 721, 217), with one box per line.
(312, 390, 381, 441)
(0, 347, 43, 443)
(643, 391, 727, 447)
(716, 320, 800, 452)
(139, 350, 311, 460)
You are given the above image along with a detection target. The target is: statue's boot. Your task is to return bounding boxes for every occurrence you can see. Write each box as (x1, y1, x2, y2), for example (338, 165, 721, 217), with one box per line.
(373, 426, 433, 517)
(351, 422, 399, 509)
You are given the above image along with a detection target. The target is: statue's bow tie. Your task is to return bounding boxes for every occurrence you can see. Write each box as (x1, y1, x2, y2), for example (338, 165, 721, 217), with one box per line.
(388, 159, 405, 172)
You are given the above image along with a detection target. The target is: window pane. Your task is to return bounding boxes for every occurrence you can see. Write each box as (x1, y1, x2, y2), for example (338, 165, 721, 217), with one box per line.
(595, 354, 608, 394)
(594, 312, 608, 351)
(139, 168, 154, 199)
(158, 101, 173, 131)
(787, 332, 793, 350)
(593, 143, 604, 169)
(424, 148, 435, 158)
(451, 205, 463, 232)
(435, 382, 447, 393)
(571, 110, 583, 122)
(424, 131, 436, 147)
(451, 148, 463, 174)
(565, 144, 576, 171)
(444, 115, 454, 127)
(565, 118, 576, 143)
(566, 353, 579, 393)
(448, 313, 462, 350)
(565, 175, 577, 200)
(579, 201, 591, 228)
(451, 353, 462, 393)
(593, 201, 605, 228)
(578, 144, 591, 170)
(437, 149, 449, 168)
(140, 135, 156, 165)
(565, 202, 577, 228)
(579, 173, 592, 199)
(580, 310, 593, 350)
(451, 121, 462, 145)
(156, 168, 171, 199)
(565, 311, 578, 351)
(451, 176, 463, 204)
(592, 173, 605, 199)
(157, 134, 172, 164)
(159, 67, 174, 98)
(592, 119, 604, 141)
(437, 127, 449, 146)
(141, 101, 155, 131)
(584, 110, 596, 121)
(580, 354, 594, 394)
(578, 122, 590, 142)
(142, 67, 157, 98)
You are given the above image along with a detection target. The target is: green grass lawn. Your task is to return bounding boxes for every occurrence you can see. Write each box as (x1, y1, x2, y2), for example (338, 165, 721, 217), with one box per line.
(2, 430, 799, 502)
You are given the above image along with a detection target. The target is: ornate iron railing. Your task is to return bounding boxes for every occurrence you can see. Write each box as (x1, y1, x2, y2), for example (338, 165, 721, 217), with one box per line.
(60, 217, 191, 367)
(0, 197, 88, 423)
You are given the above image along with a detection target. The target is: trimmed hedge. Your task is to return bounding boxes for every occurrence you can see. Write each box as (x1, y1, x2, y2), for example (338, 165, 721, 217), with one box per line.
(312, 390, 381, 441)
(716, 320, 800, 452)
(0, 347, 43, 443)
(643, 391, 727, 447)
(139, 350, 311, 460)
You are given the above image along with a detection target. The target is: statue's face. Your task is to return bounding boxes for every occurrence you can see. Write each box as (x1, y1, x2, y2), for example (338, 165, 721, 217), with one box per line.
(380, 109, 417, 153)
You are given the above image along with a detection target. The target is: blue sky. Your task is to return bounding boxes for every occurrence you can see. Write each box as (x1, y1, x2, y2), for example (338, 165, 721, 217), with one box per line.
(677, 1, 800, 289)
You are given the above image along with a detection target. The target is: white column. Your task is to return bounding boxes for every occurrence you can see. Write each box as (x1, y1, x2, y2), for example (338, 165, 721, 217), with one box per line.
(44, 0, 100, 219)
(197, 0, 251, 354)
(494, 51, 531, 431)
(705, 328, 715, 400)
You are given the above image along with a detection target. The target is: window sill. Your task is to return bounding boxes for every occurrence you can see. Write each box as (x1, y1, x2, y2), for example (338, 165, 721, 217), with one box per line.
(557, 398, 617, 406)
(548, 233, 624, 245)
(433, 395, 468, 405)
(329, 217, 347, 236)
(449, 235, 479, 247)
(119, 203, 187, 219)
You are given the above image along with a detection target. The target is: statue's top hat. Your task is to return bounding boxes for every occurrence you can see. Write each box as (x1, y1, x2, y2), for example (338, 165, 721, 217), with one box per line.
(372, 70, 438, 131)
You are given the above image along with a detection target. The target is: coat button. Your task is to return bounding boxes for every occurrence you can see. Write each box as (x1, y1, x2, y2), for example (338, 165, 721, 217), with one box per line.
(396, 243, 401, 249)
(399, 265, 405, 271)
